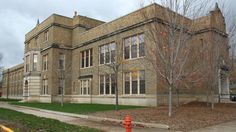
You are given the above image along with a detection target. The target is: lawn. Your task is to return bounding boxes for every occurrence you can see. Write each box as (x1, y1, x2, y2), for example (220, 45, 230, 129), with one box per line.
(11, 102, 144, 114)
(0, 108, 102, 132)
(0, 98, 21, 102)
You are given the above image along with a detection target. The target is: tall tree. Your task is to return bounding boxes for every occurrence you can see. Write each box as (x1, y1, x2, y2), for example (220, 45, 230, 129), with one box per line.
(141, 0, 209, 116)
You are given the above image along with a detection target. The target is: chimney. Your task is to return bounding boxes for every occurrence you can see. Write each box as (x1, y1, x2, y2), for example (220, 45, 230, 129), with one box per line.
(74, 11, 78, 17)
(36, 19, 40, 26)
(215, 2, 220, 11)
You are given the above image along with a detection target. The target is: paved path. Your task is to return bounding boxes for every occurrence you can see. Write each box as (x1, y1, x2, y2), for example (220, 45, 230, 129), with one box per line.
(0, 102, 170, 132)
(191, 120, 236, 132)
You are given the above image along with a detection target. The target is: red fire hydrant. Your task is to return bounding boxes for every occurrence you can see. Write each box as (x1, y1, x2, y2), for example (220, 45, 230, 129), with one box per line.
(123, 115, 132, 132)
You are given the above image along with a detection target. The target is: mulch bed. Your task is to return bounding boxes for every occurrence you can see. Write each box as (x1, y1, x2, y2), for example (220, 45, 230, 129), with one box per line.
(0, 119, 30, 132)
(89, 102, 236, 131)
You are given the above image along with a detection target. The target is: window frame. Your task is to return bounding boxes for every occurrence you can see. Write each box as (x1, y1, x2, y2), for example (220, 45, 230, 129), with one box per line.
(80, 79, 90, 95)
(123, 70, 145, 95)
(42, 79, 49, 95)
(99, 42, 116, 65)
(25, 55, 30, 72)
(81, 49, 93, 68)
(44, 30, 49, 42)
(99, 74, 116, 95)
(33, 54, 38, 71)
(42, 54, 48, 71)
(123, 33, 145, 60)
(58, 53, 65, 70)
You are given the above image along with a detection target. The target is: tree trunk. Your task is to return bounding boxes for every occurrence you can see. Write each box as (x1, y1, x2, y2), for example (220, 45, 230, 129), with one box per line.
(206, 88, 209, 107)
(168, 86, 172, 117)
(211, 89, 214, 109)
(115, 74, 119, 110)
(156, 75, 159, 107)
(176, 89, 180, 108)
(61, 86, 64, 107)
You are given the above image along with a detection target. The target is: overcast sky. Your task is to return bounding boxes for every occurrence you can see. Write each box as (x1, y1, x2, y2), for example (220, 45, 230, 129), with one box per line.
(0, 0, 235, 68)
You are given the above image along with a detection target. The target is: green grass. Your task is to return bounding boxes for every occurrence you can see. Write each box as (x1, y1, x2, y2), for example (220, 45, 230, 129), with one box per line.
(0, 98, 21, 102)
(0, 108, 101, 132)
(11, 102, 144, 114)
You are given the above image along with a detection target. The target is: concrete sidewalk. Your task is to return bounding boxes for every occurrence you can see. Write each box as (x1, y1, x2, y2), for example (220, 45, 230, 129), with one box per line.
(190, 120, 236, 132)
(0, 102, 171, 132)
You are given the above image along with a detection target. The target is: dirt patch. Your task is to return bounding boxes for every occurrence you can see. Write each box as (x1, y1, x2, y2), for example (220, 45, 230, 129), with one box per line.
(0, 119, 31, 132)
(89, 102, 236, 132)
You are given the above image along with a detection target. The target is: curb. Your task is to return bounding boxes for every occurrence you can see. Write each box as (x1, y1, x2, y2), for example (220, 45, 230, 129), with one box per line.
(12, 104, 169, 129)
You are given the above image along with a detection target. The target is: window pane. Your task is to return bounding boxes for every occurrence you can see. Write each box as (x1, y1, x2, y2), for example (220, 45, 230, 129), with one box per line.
(139, 70, 145, 94)
(87, 80, 90, 94)
(131, 71, 138, 94)
(131, 36, 137, 58)
(100, 75, 104, 94)
(86, 50, 89, 67)
(125, 73, 130, 94)
(139, 43, 145, 57)
(110, 43, 116, 51)
(124, 38, 130, 59)
(80, 81, 83, 94)
(125, 47, 130, 59)
(105, 50, 110, 63)
(33, 54, 38, 71)
(90, 49, 93, 66)
(59, 54, 65, 69)
(105, 75, 110, 94)
(110, 42, 116, 63)
(100, 53, 104, 64)
(139, 34, 144, 44)
(100, 46, 105, 64)
(111, 50, 115, 63)
(111, 74, 116, 94)
(131, 45, 137, 58)
(81, 52, 85, 68)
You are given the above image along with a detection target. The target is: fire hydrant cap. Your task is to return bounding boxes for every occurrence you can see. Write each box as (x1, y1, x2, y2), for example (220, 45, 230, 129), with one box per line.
(125, 115, 132, 122)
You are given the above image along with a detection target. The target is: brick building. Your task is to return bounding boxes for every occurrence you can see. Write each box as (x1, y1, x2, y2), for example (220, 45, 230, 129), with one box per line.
(2, 3, 230, 106)
(2, 64, 24, 99)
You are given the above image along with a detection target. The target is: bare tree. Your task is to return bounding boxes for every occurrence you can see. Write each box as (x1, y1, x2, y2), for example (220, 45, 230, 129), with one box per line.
(100, 42, 125, 110)
(52, 48, 72, 107)
(141, 0, 210, 117)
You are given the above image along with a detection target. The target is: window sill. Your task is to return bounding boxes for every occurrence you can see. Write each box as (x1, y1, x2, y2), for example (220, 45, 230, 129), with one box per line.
(123, 56, 145, 62)
(80, 66, 94, 69)
(121, 94, 146, 97)
(98, 94, 115, 96)
(40, 95, 51, 97)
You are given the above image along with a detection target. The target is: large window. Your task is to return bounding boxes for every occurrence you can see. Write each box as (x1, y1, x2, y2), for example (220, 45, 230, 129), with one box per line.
(58, 53, 65, 70)
(43, 54, 48, 71)
(81, 49, 93, 68)
(33, 54, 38, 71)
(99, 74, 116, 95)
(25, 55, 30, 72)
(99, 43, 116, 65)
(42, 79, 48, 95)
(124, 34, 145, 59)
(124, 70, 145, 95)
(80, 79, 90, 95)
